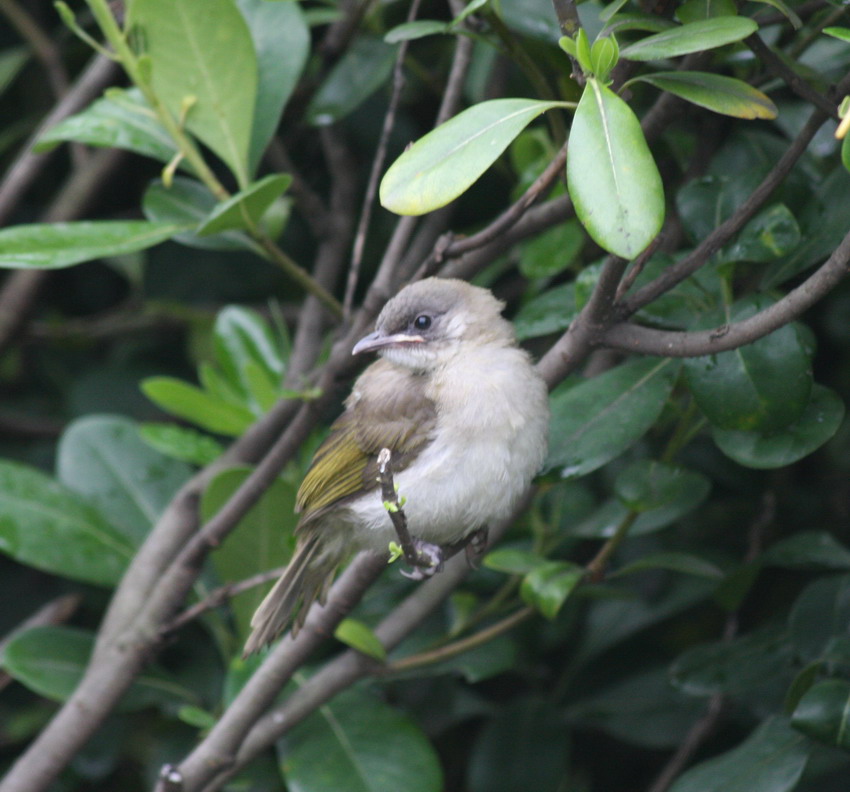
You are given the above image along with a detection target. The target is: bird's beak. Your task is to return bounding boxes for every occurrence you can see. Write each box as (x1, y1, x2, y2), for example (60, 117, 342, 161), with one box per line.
(352, 330, 426, 356)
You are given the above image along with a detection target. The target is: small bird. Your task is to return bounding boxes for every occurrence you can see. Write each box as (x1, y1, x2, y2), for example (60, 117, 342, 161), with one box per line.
(243, 277, 549, 654)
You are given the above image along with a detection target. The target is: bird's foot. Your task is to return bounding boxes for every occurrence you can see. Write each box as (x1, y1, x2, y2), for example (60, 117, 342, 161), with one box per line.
(464, 527, 489, 568)
(401, 539, 444, 580)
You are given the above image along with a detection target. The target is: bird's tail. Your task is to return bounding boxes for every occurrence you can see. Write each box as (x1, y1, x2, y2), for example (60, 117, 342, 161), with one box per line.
(242, 535, 337, 656)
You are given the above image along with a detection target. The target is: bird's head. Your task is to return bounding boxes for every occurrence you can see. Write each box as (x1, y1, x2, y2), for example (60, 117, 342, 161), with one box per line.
(352, 278, 514, 371)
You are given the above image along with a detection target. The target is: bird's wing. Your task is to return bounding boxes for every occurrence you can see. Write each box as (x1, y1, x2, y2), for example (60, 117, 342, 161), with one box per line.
(296, 360, 437, 526)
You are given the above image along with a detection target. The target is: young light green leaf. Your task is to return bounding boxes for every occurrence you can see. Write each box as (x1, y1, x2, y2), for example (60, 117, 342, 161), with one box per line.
(567, 79, 664, 258)
(381, 98, 567, 215)
(0, 461, 133, 585)
(0, 220, 187, 269)
(712, 385, 844, 469)
(196, 173, 292, 236)
(57, 416, 191, 547)
(0, 626, 196, 711)
(824, 26, 850, 43)
(129, 0, 258, 187)
(547, 357, 679, 479)
(590, 35, 620, 81)
(278, 688, 442, 792)
(35, 88, 178, 162)
(307, 36, 397, 126)
(141, 377, 256, 436)
(235, 0, 309, 174)
(620, 16, 758, 61)
(631, 71, 776, 119)
(334, 618, 387, 661)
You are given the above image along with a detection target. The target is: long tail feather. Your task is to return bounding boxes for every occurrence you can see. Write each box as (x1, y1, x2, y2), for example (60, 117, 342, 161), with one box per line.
(242, 536, 337, 656)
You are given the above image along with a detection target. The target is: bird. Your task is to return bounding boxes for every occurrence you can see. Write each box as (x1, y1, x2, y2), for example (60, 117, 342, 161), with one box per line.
(243, 277, 550, 654)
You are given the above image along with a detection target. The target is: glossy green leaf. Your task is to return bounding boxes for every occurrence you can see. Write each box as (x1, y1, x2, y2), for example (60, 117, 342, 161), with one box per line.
(141, 377, 255, 435)
(712, 385, 844, 468)
(603, 13, 677, 35)
(203, 467, 296, 639)
(0, 626, 195, 711)
(725, 203, 800, 263)
(381, 98, 565, 215)
(791, 679, 850, 747)
(614, 460, 711, 513)
(129, 0, 258, 186)
(675, 0, 738, 23)
(520, 561, 583, 619)
(278, 688, 442, 792)
(620, 17, 758, 61)
(483, 547, 548, 575)
(57, 416, 191, 547)
(139, 422, 224, 466)
(514, 283, 578, 340)
(235, 0, 309, 173)
(307, 36, 397, 126)
(763, 531, 850, 571)
(567, 79, 664, 258)
(334, 618, 387, 661)
(547, 357, 679, 479)
(384, 20, 448, 43)
(518, 219, 585, 280)
(0, 461, 133, 585)
(143, 178, 254, 251)
(0, 220, 187, 269)
(784, 661, 824, 714)
(671, 625, 794, 696)
(684, 296, 813, 432)
(468, 698, 570, 792)
(632, 72, 776, 119)
(788, 575, 850, 663)
(196, 173, 292, 235)
(611, 552, 723, 580)
(668, 717, 810, 792)
(824, 26, 850, 43)
(35, 88, 178, 162)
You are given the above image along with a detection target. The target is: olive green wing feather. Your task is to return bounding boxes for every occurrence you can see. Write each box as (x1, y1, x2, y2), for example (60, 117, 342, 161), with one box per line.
(296, 361, 437, 526)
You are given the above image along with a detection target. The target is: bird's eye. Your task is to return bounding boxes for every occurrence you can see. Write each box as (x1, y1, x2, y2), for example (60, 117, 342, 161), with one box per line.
(413, 314, 432, 331)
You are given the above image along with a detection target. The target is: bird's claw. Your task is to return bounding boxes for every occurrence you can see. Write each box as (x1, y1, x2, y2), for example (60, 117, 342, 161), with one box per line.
(464, 527, 489, 567)
(400, 540, 444, 579)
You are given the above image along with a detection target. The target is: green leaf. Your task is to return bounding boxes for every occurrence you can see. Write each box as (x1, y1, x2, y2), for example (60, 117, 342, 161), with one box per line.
(668, 717, 810, 792)
(278, 688, 442, 792)
(139, 422, 224, 466)
(35, 88, 178, 162)
(381, 98, 566, 215)
(0, 461, 133, 585)
(725, 203, 801, 264)
(547, 357, 679, 479)
(520, 561, 583, 619)
(468, 698, 571, 792)
(203, 467, 296, 640)
(684, 295, 813, 433)
(307, 36, 397, 126)
(384, 20, 449, 43)
(196, 173, 292, 235)
(451, 0, 490, 27)
(141, 376, 255, 436)
(513, 283, 578, 341)
(675, 0, 738, 23)
(483, 547, 548, 575)
(334, 618, 387, 661)
(763, 531, 850, 571)
(842, 132, 850, 175)
(518, 219, 585, 280)
(712, 385, 844, 468)
(791, 679, 850, 748)
(614, 460, 711, 513)
(0, 626, 195, 711)
(751, 0, 801, 29)
(235, 0, 309, 174)
(611, 551, 724, 580)
(129, 0, 258, 187)
(631, 72, 776, 119)
(177, 705, 217, 730)
(567, 79, 664, 258)
(620, 17, 758, 61)
(824, 27, 850, 43)
(0, 220, 187, 269)
(670, 625, 794, 696)
(56, 416, 191, 547)
(0, 46, 28, 96)
(143, 177, 254, 251)
(789, 575, 850, 663)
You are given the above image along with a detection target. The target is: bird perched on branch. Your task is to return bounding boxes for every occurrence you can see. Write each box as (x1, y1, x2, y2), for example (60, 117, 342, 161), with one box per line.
(244, 277, 549, 654)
